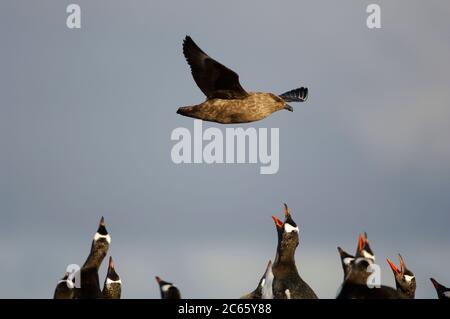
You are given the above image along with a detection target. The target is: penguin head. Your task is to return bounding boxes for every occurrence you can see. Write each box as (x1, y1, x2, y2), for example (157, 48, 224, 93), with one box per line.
(92, 216, 111, 256)
(430, 278, 450, 299)
(343, 233, 375, 284)
(271, 203, 299, 250)
(105, 256, 121, 285)
(337, 247, 355, 278)
(355, 232, 375, 262)
(155, 276, 181, 299)
(387, 254, 415, 298)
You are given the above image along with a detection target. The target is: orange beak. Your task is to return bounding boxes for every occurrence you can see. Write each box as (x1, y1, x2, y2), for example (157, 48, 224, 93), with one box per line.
(358, 233, 364, 252)
(398, 254, 405, 273)
(283, 203, 290, 217)
(109, 256, 114, 269)
(272, 215, 284, 229)
(387, 258, 401, 275)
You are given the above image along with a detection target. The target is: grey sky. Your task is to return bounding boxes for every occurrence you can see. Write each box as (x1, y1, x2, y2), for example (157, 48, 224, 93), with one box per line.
(1, 0, 450, 298)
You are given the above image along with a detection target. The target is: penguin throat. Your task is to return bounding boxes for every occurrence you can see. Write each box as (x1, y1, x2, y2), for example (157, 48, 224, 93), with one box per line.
(274, 248, 296, 267)
(83, 242, 108, 269)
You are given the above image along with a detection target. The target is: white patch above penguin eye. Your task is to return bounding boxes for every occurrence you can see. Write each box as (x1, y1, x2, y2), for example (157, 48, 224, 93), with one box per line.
(106, 278, 122, 287)
(444, 291, 450, 298)
(94, 232, 111, 244)
(343, 257, 355, 265)
(284, 223, 299, 233)
(285, 289, 291, 299)
(403, 275, 415, 282)
(161, 284, 172, 292)
(361, 250, 375, 261)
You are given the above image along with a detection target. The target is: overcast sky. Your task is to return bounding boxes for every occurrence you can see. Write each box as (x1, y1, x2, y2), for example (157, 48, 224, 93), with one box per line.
(1, 0, 450, 298)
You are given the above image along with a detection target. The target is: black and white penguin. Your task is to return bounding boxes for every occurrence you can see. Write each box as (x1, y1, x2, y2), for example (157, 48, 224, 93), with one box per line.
(355, 232, 375, 262)
(155, 276, 181, 299)
(337, 233, 401, 299)
(337, 247, 355, 280)
(386, 254, 416, 299)
(102, 256, 122, 299)
(270, 204, 318, 299)
(53, 272, 75, 299)
(74, 216, 111, 299)
(430, 278, 450, 299)
(241, 260, 274, 299)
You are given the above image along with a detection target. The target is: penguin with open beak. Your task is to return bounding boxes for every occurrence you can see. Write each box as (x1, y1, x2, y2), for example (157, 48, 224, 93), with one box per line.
(270, 204, 318, 299)
(355, 232, 375, 262)
(386, 254, 416, 299)
(337, 233, 401, 299)
(155, 276, 181, 299)
(102, 256, 122, 299)
(430, 278, 450, 299)
(241, 260, 274, 299)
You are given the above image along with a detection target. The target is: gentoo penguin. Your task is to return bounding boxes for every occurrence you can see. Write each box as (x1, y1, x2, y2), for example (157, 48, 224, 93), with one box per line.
(355, 232, 375, 262)
(270, 204, 317, 299)
(337, 247, 355, 279)
(337, 233, 401, 299)
(430, 278, 450, 299)
(178, 36, 309, 124)
(386, 254, 416, 299)
(241, 260, 274, 299)
(102, 256, 122, 299)
(74, 216, 111, 299)
(155, 276, 181, 299)
(53, 272, 75, 299)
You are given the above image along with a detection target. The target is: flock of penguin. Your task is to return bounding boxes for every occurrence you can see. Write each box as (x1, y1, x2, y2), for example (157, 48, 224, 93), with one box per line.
(54, 205, 450, 299)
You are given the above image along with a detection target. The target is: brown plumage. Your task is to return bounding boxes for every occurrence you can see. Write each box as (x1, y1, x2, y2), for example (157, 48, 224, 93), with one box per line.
(178, 36, 308, 124)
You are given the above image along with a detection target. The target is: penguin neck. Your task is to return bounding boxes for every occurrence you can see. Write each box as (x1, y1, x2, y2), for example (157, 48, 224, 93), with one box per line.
(83, 241, 106, 269)
(396, 282, 415, 299)
(103, 281, 121, 299)
(345, 267, 370, 285)
(273, 245, 297, 269)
